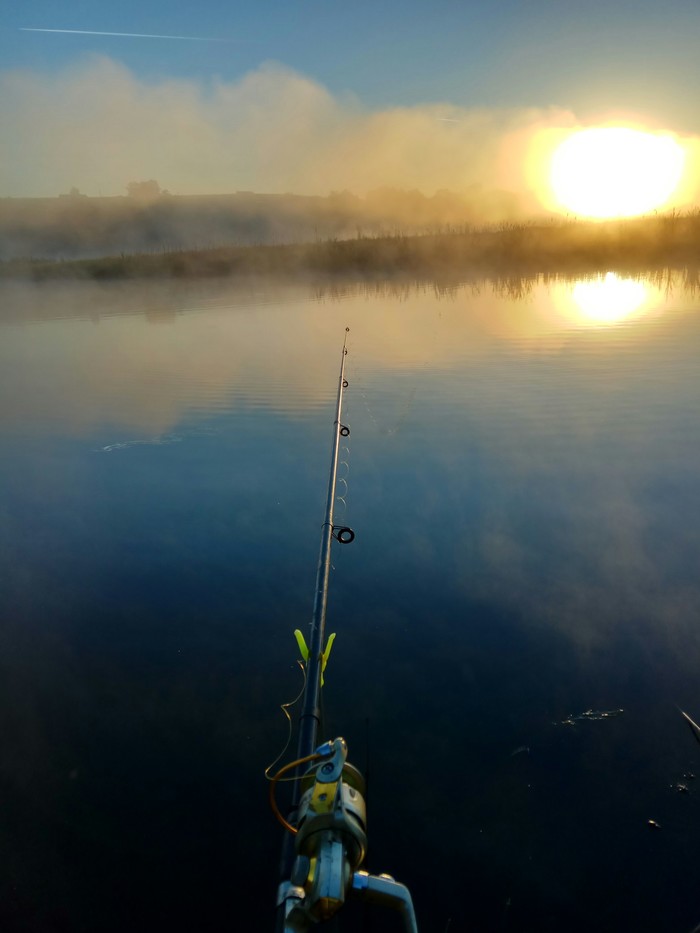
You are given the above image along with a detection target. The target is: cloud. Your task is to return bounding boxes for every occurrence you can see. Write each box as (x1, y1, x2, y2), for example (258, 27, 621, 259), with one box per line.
(0, 56, 578, 202)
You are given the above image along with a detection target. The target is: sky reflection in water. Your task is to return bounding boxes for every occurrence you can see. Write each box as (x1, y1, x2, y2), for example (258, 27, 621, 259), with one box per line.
(1, 273, 700, 932)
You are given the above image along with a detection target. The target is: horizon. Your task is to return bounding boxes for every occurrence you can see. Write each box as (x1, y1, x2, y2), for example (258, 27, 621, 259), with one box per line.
(3, 2, 700, 217)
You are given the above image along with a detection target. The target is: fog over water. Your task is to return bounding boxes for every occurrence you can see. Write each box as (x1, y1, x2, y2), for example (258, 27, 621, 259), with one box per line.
(2, 274, 700, 932)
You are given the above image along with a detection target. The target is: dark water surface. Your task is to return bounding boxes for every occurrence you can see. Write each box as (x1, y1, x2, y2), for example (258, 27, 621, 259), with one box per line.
(2, 273, 700, 932)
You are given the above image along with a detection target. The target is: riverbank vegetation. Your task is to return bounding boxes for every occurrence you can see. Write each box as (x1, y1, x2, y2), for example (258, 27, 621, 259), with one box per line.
(2, 210, 700, 283)
(0, 187, 522, 261)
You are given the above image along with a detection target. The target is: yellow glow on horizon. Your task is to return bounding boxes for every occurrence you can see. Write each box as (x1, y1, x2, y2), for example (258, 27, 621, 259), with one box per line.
(549, 127, 685, 219)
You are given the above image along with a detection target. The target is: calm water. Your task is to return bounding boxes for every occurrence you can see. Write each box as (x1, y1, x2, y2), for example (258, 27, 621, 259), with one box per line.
(2, 272, 700, 932)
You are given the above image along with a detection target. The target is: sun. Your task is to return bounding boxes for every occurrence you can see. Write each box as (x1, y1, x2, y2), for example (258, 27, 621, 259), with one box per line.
(550, 127, 685, 218)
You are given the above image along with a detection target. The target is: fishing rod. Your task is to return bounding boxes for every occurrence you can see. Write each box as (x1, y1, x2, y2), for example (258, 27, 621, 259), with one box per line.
(271, 329, 418, 933)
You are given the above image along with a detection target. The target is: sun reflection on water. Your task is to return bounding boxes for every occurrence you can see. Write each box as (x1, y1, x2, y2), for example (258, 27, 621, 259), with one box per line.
(553, 272, 654, 327)
(571, 272, 649, 325)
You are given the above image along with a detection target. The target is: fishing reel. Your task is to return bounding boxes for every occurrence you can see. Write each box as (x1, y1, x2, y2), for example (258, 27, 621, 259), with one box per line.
(276, 738, 418, 933)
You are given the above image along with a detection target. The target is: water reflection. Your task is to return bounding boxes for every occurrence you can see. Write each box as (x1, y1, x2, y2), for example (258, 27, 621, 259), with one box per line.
(3, 270, 700, 932)
(553, 272, 651, 326)
(3, 273, 700, 659)
(0, 270, 695, 437)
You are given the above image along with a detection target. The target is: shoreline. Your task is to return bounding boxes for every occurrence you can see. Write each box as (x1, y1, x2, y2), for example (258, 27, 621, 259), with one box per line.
(2, 212, 700, 283)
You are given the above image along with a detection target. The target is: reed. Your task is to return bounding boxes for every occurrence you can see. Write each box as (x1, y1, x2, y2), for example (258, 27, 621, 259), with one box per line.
(2, 210, 699, 282)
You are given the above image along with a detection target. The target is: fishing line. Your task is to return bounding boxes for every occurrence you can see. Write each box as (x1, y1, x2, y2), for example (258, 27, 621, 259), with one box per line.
(335, 475, 349, 515)
(352, 300, 443, 439)
(264, 660, 307, 782)
(319, 673, 327, 742)
(336, 456, 350, 517)
(336, 364, 352, 517)
(354, 365, 421, 439)
(268, 751, 322, 833)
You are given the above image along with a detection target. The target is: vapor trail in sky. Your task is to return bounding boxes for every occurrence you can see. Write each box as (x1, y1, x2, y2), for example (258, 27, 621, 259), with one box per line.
(19, 28, 226, 42)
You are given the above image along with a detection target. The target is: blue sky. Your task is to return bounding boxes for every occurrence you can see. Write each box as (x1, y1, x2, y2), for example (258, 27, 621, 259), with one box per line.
(3, 0, 700, 198)
(6, 0, 700, 126)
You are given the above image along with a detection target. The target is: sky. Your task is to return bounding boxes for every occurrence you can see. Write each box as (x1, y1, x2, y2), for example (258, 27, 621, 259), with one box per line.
(3, 0, 700, 203)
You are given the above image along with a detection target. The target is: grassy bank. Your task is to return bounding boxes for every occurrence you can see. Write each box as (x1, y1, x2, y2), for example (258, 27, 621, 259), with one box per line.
(2, 211, 700, 283)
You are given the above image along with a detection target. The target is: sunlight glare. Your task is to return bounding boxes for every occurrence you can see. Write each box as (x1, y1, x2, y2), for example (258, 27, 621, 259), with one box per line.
(550, 128, 685, 218)
(571, 272, 648, 325)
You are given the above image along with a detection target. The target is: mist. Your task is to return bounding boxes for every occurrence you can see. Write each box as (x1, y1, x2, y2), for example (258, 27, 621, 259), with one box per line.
(1, 56, 578, 205)
(3, 56, 700, 264)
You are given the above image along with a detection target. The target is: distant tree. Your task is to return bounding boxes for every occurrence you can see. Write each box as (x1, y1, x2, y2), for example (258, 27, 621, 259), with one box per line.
(328, 190, 360, 210)
(59, 186, 87, 199)
(126, 180, 163, 200)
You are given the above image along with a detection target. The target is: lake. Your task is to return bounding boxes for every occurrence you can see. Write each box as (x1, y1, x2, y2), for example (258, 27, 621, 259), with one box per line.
(1, 271, 700, 933)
